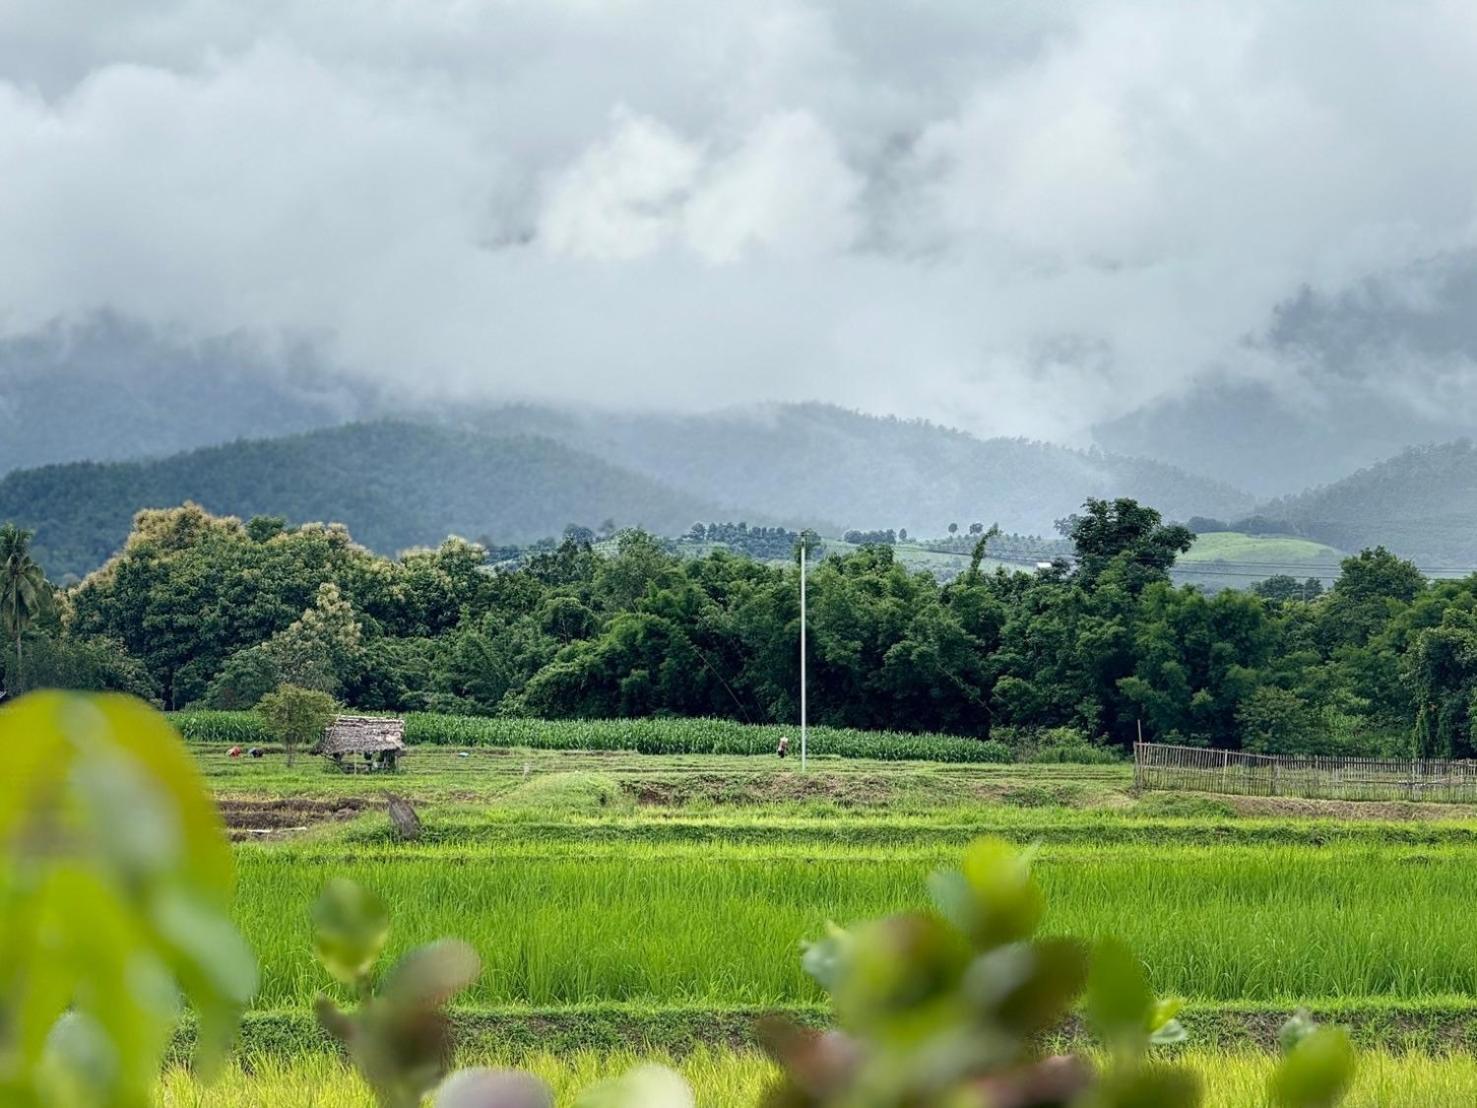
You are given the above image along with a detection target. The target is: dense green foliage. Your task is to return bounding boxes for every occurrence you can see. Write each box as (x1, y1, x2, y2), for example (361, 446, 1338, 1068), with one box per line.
(20, 494, 1477, 756)
(679, 522, 799, 561)
(0, 422, 719, 580)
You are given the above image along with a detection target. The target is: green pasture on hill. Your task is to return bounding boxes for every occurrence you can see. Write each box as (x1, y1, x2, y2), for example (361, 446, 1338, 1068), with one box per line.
(1179, 531, 1346, 565)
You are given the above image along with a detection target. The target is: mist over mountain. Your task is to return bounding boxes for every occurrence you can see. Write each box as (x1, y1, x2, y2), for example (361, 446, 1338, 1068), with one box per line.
(1257, 440, 1477, 566)
(0, 422, 720, 579)
(1095, 253, 1477, 496)
(458, 402, 1254, 535)
(0, 395, 1257, 579)
(1093, 379, 1475, 498)
(0, 316, 381, 475)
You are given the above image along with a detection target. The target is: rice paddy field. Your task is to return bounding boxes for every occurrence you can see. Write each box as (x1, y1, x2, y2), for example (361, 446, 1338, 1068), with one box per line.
(181, 732, 1477, 1104)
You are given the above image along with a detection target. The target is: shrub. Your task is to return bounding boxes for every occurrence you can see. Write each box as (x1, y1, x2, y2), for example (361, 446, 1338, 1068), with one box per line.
(258, 684, 339, 767)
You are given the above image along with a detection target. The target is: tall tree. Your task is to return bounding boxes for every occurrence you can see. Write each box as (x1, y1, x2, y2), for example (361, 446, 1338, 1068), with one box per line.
(0, 523, 51, 695)
(1060, 498, 1194, 592)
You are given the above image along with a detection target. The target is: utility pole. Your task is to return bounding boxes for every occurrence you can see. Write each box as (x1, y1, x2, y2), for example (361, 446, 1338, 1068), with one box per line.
(800, 534, 808, 772)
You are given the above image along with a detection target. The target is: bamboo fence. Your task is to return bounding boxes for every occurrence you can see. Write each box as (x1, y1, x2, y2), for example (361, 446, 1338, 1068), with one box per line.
(1133, 742, 1477, 803)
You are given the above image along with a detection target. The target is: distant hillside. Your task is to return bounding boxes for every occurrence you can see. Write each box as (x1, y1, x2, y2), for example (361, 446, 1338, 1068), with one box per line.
(1258, 441, 1477, 565)
(0, 422, 722, 579)
(0, 316, 376, 477)
(458, 402, 1255, 534)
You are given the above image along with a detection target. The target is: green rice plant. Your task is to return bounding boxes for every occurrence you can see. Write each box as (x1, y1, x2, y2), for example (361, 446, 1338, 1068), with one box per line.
(233, 841, 1477, 1012)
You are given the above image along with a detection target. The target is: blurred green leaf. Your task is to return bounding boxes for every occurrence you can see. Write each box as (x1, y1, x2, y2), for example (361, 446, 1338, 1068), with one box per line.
(800, 923, 853, 994)
(312, 878, 391, 987)
(1086, 939, 1154, 1051)
(0, 692, 254, 1103)
(964, 938, 1089, 1038)
(831, 914, 968, 1032)
(1270, 1026, 1355, 1108)
(380, 940, 481, 1010)
(931, 838, 1043, 949)
(1091, 1064, 1202, 1108)
(1278, 1009, 1320, 1054)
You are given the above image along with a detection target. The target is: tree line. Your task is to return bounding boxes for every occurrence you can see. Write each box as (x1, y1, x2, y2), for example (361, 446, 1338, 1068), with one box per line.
(5, 497, 1477, 758)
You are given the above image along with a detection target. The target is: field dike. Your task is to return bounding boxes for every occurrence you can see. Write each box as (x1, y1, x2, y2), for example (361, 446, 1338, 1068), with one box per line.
(171, 1000, 1477, 1063)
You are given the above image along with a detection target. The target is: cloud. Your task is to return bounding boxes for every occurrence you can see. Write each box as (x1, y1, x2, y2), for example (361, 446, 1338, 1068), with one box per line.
(3, 0, 1477, 443)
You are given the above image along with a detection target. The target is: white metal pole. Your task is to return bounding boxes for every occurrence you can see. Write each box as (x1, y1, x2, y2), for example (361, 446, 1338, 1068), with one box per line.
(800, 538, 808, 772)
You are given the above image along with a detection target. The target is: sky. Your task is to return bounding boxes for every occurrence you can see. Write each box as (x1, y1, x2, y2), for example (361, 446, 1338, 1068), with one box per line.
(4, 0, 1477, 444)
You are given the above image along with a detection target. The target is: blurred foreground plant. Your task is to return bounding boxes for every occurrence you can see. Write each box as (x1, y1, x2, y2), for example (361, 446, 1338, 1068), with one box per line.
(0, 691, 256, 1107)
(754, 836, 1353, 1108)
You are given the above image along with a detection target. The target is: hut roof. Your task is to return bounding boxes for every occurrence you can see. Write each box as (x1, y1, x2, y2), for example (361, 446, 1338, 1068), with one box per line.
(318, 716, 406, 756)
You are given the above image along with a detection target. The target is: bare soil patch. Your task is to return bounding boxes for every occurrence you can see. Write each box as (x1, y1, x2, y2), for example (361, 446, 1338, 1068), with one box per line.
(217, 796, 371, 840)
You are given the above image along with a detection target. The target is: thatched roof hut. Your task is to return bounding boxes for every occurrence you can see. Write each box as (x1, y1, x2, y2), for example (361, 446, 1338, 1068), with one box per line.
(318, 716, 406, 769)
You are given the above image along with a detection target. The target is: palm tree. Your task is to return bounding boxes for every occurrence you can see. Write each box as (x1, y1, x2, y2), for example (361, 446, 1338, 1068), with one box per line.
(0, 523, 51, 695)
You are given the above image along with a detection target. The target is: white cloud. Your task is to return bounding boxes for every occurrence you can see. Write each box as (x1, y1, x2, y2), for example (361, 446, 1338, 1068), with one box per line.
(538, 109, 701, 261)
(3, 0, 1477, 442)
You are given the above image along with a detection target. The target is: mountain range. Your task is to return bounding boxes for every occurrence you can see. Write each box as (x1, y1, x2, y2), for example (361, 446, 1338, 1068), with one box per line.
(6, 317, 1477, 578)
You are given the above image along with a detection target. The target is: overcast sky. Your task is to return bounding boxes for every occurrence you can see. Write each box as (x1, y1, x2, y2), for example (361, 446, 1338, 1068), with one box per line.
(4, 0, 1477, 443)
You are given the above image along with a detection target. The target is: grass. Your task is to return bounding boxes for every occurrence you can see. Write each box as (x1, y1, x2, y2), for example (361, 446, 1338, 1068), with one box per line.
(154, 1048, 1477, 1106)
(194, 745, 1132, 804)
(173, 737, 1477, 1102)
(1179, 531, 1346, 565)
(236, 839, 1477, 1009)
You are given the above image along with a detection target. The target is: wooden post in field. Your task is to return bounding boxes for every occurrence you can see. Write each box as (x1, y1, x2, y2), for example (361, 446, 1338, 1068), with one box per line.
(799, 535, 808, 772)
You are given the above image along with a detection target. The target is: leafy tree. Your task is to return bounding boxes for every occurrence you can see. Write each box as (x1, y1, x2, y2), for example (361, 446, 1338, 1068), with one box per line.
(1060, 498, 1194, 592)
(0, 523, 52, 695)
(1238, 686, 1322, 755)
(1253, 575, 1323, 602)
(2, 634, 158, 702)
(200, 646, 283, 709)
(258, 684, 339, 767)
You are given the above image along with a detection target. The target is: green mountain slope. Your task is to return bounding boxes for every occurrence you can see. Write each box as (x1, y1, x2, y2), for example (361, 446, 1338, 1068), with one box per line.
(0, 422, 721, 579)
(460, 402, 1255, 534)
(1258, 441, 1477, 565)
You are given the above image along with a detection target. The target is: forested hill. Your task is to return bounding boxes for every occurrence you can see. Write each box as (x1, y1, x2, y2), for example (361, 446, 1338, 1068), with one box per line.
(458, 402, 1256, 534)
(1258, 440, 1477, 565)
(0, 422, 721, 579)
